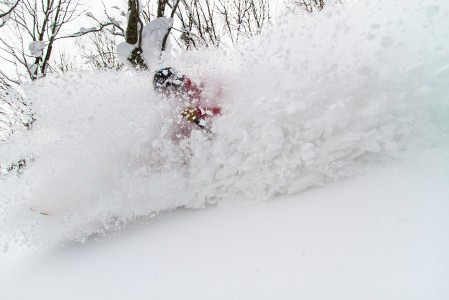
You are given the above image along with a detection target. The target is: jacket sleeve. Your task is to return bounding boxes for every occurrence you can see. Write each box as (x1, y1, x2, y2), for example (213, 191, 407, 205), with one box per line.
(183, 76, 222, 119)
(183, 77, 202, 101)
(196, 106, 221, 119)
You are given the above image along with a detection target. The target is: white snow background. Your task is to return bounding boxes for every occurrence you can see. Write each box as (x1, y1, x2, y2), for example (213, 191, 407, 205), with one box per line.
(0, 1, 448, 295)
(1, 0, 448, 246)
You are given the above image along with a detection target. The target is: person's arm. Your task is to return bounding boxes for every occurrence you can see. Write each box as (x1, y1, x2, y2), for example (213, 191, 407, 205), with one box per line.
(183, 77, 202, 101)
(196, 106, 221, 118)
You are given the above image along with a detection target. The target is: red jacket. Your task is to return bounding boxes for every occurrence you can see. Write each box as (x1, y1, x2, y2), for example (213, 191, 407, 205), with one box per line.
(182, 77, 221, 119)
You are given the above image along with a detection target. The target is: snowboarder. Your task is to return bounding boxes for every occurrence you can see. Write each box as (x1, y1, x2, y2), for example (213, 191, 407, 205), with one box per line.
(153, 67, 221, 139)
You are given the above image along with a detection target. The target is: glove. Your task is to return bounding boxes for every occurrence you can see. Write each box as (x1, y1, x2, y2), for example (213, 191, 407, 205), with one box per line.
(181, 107, 200, 124)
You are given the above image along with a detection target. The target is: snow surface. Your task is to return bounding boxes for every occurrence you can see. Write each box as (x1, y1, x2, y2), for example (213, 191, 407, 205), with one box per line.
(0, 148, 448, 299)
(1, 0, 449, 297)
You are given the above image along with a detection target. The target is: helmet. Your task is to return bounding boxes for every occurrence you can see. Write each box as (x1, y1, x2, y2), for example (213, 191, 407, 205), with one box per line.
(153, 67, 184, 94)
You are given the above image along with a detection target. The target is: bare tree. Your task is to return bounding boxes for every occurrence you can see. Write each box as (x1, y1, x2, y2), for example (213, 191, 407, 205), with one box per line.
(173, 0, 220, 48)
(78, 31, 124, 71)
(287, 0, 331, 13)
(48, 51, 80, 73)
(217, 0, 270, 44)
(103, 0, 271, 65)
(172, 0, 270, 49)
(140, 1, 154, 23)
(0, 83, 34, 142)
(0, 0, 20, 27)
(0, 0, 129, 81)
(0, 0, 86, 80)
(0, 82, 33, 176)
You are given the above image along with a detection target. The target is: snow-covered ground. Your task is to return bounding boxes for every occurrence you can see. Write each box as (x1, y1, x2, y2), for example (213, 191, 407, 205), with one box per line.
(1, 0, 448, 298)
(1, 146, 448, 299)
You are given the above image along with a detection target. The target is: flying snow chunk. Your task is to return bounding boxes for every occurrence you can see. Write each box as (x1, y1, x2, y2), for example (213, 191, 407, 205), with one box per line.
(426, 6, 440, 18)
(141, 17, 174, 65)
(381, 36, 394, 48)
(115, 17, 173, 66)
(117, 42, 136, 62)
(29, 41, 46, 57)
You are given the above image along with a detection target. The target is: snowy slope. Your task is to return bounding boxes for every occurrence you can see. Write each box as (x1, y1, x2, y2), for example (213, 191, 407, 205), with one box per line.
(1, 0, 448, 246)
(0, 147, 448, 300)
(0, 0, 449, 297)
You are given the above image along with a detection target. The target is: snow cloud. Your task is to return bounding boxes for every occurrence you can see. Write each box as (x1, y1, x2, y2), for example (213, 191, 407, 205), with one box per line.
(1, 0, 448, 248)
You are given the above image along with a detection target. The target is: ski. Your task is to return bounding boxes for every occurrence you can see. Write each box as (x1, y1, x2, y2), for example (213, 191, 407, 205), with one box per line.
(30, 207, 51, 216)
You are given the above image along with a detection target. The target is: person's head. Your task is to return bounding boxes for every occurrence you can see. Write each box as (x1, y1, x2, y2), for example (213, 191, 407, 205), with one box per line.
(153, 67, 185, 97)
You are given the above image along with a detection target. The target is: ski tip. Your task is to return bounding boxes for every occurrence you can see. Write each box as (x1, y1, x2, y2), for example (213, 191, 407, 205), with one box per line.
(30, 207, 52, 216)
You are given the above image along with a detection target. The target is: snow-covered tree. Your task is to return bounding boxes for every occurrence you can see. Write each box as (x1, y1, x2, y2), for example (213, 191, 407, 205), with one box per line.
(0, 0, 128, 81)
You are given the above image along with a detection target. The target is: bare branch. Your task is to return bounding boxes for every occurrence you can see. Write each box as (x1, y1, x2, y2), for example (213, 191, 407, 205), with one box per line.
(54, 21, 116, 40)
(0, 0, 20, 23)
(161, 0, 180, 51)
(0, 69, 20, 85)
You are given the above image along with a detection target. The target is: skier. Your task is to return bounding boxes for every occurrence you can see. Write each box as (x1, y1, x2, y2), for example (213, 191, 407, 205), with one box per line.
(153, 67, 221, 139)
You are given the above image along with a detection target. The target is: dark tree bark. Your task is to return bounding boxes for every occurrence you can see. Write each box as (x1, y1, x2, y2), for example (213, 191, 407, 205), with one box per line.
(157, 0, 169, 18)
(125, 0, 147, 69)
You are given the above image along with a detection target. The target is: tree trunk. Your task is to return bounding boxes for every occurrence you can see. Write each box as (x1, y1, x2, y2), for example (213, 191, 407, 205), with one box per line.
(126, 0, 139, 44)
(126, 0, 147, 69)
(157, 0, 168, 18)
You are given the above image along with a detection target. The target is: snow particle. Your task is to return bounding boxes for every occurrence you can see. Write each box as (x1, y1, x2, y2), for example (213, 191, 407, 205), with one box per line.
(29, 41, 46, 57)
(426, 6, 440, 18)
(381, 36, 394, 48)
